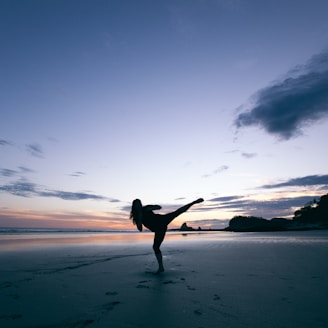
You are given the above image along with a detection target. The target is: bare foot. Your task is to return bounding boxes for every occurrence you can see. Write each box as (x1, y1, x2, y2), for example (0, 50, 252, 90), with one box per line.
(154, 267, 164, 275)
(194, 198, 204, 204)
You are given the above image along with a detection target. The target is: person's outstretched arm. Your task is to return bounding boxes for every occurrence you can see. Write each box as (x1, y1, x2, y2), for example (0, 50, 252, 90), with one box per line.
(144, 205, 162, 211)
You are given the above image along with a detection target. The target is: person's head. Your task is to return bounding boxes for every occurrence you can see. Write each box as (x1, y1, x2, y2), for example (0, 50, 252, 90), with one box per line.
(130, 199, 142, 225)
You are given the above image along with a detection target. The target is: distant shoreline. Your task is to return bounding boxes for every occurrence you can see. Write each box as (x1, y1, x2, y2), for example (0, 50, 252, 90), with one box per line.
(172, 227, 328, 233)
(1, 226, 328, 234)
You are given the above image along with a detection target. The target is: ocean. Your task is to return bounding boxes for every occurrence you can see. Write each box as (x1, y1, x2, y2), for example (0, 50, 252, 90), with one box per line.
(1, 228, 328, 252)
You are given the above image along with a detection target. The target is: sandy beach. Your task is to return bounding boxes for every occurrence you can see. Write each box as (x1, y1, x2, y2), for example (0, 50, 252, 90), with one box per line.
(1, 231, 327, 328)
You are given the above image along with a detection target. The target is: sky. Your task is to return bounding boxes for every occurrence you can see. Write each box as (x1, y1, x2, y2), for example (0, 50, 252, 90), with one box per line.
(1, 0, 328, 230)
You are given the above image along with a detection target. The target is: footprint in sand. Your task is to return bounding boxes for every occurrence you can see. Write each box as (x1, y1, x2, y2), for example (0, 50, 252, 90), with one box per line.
(4, 293, 20, 300)
(193, 309, 202, 316)
(136, 280, 151, 289)
(281, 296, 291, 303)
(69, 319, 95, 327)
(136, 284, 150, 289)
(105, 291, 118, 296)
(213, 294, 221, 301)
(103, 301, 121, 312)
(0, 281, 13, 288)
(163, 280, 176, 285)
(0, 314, 22, 320)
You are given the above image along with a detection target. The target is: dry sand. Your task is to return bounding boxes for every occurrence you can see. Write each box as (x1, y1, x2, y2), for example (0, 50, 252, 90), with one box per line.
(0, 231, 328, 328)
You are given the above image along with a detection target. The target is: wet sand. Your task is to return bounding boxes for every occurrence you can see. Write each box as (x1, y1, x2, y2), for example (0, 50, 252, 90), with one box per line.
(1, 231, 328, 328)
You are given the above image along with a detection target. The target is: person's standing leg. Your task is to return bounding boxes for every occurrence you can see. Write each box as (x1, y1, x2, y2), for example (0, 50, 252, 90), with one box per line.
(151, 199, 203, 273)
(153, 229, 166, 274)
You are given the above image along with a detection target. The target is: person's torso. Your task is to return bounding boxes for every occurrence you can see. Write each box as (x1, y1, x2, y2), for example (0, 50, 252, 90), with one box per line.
(142, 210, 162, 232)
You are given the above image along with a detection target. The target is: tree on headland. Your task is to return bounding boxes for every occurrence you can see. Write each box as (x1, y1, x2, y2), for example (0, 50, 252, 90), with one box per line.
(293, 194, 328, 226)
(227, 193, 328, 231)
(227, 215, 291, 232)
(293, 200, 317, 224)
(179, 222, 202, 231)
(180, 222, 194, 231)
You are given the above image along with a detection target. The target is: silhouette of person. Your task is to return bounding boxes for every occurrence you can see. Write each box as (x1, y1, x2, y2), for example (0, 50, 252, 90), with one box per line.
(130, 198, 204, 274)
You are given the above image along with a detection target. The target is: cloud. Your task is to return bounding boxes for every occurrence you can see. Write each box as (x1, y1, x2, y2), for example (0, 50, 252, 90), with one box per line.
(260, 174, 328, 189)
(18, 166, 35, 174)
(0, 169, 17, 177)
(241, 152, 257, 159)
(0, 180, 36, 197)
(234, 51, 328, 140)
(0, 179, 108, 201)
(209, 194, 318, 218)
(69, 171, 86, 177)
(202, 165, 229, 178)
(26, 143, 44, 158)
(209, 195, 244, 202)
(40, 190, 105, 201)
(108, 198, 120, 203)
(121, 204, 132, 212)
(0, 139, 12, 146)
(224, 149, 257, 159)
(0, 166, 35, 178)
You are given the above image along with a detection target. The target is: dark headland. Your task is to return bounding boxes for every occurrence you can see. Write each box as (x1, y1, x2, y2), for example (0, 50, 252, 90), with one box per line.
(178, 193, 328, 233)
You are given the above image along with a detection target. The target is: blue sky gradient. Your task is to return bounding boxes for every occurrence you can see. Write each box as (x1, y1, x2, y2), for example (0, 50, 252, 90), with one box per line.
(1, 0, 328, 229)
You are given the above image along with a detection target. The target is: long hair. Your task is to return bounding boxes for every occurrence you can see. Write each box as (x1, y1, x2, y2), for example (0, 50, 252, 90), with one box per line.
(130, 199, 142, 226)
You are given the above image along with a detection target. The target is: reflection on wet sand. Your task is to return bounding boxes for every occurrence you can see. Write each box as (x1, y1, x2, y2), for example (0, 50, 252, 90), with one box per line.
(0, 231, 214, 252)
(0, 232, 146, 252)
(2, 230, 327, 252)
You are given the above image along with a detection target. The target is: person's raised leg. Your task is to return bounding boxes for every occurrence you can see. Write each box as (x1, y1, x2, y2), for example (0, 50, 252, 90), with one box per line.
(176, 198, 204, 215)
(165, 198, 204, 225)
